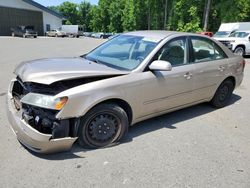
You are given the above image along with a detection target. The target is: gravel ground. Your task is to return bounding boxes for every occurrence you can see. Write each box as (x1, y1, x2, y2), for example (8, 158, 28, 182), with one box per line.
(0, 37, 249, 188)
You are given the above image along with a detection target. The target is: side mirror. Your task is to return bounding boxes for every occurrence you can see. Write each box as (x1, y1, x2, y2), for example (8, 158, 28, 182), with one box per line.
(149, 60, 172, 71)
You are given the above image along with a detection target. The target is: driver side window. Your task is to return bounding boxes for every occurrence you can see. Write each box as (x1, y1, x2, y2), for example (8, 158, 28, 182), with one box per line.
(156, 38, 187, 66)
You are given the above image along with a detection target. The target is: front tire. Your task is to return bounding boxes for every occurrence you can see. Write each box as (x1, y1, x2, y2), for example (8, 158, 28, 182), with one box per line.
(210, 79, 234, 108)
(234, 46, 245, 56)
(78, 103, 129, 149)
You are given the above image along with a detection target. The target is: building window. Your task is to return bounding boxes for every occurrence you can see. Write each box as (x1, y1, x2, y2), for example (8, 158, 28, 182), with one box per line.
(46, 24, 50, 31)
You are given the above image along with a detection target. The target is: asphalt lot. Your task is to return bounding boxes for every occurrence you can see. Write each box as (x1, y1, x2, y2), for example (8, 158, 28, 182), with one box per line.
(0, 37, 249, 188)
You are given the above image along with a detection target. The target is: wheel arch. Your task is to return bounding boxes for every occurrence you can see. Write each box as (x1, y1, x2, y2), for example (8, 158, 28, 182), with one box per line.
(211, 76, 236, 99)
(224, 76, 236, 88)
(234, 44, 245, 51)
(210, 76, 236, 108)
(85, 98, 133, 125)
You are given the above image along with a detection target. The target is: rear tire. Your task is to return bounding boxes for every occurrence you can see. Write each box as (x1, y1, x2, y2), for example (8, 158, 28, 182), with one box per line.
(210, 79, 234, 108)
(78, 103, 129, 149)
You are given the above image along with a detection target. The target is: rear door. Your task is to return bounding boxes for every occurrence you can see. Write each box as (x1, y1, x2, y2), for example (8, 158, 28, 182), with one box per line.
(190, 36, 229, 100)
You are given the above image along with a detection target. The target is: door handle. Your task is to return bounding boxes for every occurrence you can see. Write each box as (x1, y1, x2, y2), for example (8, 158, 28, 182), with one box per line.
(218, 66, 226, 72)
(184, 72, 193, 80)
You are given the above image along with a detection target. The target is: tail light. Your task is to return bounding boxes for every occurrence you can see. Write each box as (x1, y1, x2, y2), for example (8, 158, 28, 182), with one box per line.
(240, 59, 246, 71)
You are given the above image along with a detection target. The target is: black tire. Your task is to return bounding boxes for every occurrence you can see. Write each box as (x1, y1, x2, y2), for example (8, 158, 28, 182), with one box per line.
(210, 79, 234, 108)
(78, 103, 129, 149)
(234, 46, 245, 56)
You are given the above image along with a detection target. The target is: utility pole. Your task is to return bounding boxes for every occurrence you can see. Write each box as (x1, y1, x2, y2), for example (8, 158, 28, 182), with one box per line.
(148, 2, 151, 30)
(203, 0, 211, 31)
(164, 0, 168, 30)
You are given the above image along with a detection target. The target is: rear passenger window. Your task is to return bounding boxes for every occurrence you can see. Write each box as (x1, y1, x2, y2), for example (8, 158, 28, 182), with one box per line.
(191, 38, 226, 63)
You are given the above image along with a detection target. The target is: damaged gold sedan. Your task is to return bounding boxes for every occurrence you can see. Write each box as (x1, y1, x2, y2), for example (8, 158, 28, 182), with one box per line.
(7, 31, 245, 153)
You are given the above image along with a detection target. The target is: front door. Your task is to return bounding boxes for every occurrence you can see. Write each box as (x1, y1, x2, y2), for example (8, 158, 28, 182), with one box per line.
(139, 37, 195, 117)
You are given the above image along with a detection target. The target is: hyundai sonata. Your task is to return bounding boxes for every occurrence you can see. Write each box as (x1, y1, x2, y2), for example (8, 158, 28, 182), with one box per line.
(7, 31, 245, 153)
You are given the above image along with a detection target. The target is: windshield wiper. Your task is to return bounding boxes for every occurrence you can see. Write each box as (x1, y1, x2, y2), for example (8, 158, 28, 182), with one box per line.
(91, 58, 102, 64)
(82, 55, 129, 71)
(82, 55, 102, 64)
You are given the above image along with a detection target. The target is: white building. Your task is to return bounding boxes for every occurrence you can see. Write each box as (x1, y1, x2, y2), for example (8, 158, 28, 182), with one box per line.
(0, 0, 64, 36)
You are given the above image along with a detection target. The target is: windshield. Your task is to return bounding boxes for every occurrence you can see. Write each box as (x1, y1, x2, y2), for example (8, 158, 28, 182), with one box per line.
(229, 32, 249, 38)
(85, 35, 159, 70)
(214, 31, 230, 38)
(24, 26, 34, 30)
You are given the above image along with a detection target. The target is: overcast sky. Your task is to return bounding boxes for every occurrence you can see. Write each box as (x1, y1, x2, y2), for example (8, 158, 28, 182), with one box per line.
(35, 0, 98, 6)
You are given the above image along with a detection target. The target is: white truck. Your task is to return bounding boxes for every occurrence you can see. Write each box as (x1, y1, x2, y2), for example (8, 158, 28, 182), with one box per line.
(213, 22, 250, 40)
(215, 30, 250, 56)
(60, 25, 84, 38)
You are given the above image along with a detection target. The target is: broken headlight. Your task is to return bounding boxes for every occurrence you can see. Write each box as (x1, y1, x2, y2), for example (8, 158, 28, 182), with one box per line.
(21, 93, 68, 110)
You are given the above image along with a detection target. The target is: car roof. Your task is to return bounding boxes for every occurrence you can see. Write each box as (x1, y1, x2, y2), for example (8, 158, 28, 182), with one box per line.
(125, 30, 178, 39)
(124, 30, 209, 40)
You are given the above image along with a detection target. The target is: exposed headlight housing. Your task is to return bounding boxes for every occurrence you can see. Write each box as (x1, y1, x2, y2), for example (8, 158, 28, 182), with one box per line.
(20, 93, 68, 110)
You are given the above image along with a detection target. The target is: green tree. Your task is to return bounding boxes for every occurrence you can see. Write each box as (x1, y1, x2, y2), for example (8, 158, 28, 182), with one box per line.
(58, 2, 79, 25)
(47, 0, 250, 33)
(79, 1, 92, 31)
(108, 0, 125, 32)
(217, 0, 250, 22)
(98, 0, 110, 32)
(89, 5, 102, 31)
(134, 0, 148, 30)
(122, 0, 136, 31)
(172, 0, 203, 32)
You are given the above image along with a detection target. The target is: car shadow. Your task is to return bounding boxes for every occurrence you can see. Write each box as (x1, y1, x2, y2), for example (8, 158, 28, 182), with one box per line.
(130, 95, 240, 138)
(129, 93, 241, 139)
(32, 94, 241, 160)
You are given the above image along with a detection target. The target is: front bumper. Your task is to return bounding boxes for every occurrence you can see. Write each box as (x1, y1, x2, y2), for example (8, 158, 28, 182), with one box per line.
(24, 33, 37, 37)
(6, 84, 77, 153)
(58, 33, 66, 37)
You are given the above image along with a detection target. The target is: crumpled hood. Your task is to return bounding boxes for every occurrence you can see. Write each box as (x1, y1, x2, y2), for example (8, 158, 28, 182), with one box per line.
(14, 57, 129, 84)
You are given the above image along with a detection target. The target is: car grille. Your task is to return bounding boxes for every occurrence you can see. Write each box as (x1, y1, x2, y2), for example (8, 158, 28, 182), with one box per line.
(219, 40, 232, 49)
